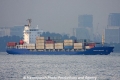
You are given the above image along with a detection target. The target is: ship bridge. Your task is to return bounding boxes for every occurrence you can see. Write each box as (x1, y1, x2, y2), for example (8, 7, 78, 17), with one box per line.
(23, 19, 43, 44)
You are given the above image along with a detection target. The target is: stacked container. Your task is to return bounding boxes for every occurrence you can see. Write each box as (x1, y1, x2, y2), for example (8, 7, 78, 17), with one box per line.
(85, 46, 91, 49)
(88, 43, 95, 48)
(36, 37, 45, 49)
(26, 44, 35, 49)
(45, 44, 54, 49)
(74, 43, 83, 49)
(85, 43, 95, 49)
(64, 40, 73, 49)
(7, 42, 17, 47)
(55, 43, 63, 49)
(45, 40, 54, 49)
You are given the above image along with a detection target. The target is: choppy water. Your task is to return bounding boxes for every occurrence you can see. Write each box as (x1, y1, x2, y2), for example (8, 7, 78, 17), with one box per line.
(0, 52, 120, 80)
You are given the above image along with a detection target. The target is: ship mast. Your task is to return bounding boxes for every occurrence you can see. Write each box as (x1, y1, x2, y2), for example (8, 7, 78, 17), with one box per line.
(27, 19, 32, 27)
(102, 34, 105, 46)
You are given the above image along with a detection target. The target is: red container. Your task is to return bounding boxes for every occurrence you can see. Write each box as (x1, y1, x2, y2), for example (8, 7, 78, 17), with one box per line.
(88, 43, 96, 46)
(7, 42, 17, 47)
(89, 45, 95, 48)
(19, 40, 24, 45)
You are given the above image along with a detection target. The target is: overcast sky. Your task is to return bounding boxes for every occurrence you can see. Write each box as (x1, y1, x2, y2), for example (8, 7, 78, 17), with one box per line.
(0, 0, 120, 35)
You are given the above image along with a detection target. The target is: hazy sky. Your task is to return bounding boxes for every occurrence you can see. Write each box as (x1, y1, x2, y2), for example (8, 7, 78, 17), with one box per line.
(0, 0, 120, 35)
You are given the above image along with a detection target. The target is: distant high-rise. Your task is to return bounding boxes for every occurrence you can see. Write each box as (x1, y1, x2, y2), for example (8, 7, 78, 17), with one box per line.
(105, 27, 120, 43)
(105, 13, 120, 43)
(75, 27, 93, 40)
(75, 15, 93, 40)
(0, 27, 10, 37)
(78, 15, 93, 27)
(10, 26, 24, 37)
(108, 13, 120, 27)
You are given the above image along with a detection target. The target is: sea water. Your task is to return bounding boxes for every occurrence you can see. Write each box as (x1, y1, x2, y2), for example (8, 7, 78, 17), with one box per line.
(0, 52, 120, 80)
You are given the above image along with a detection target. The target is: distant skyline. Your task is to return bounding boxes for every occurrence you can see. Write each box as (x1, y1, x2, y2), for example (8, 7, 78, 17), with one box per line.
(0, 0, 120, 35)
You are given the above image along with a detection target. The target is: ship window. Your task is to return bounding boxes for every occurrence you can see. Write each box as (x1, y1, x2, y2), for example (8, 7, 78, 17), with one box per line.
(30, 29, 37, 31)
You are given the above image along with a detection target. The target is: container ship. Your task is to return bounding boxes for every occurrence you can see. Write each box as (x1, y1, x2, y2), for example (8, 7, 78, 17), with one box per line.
(6, 19, 114, 55)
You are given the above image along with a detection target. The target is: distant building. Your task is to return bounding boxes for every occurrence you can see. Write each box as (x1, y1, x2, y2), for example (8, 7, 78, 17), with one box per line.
(10, 26, 24, 37)
(75, 27, 93, 40)
(0, 27, 10, 37)
(75, 15, 93, 40)
(105, 27, 120, 43)
(78, 15, 93, 27)
(105, 13, 120, 43)
(108, 13, 120, 27)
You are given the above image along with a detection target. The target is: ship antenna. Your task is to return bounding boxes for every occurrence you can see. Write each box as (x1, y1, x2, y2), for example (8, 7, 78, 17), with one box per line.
(102, 32, 105, 46)
(27, 19, 32, 27)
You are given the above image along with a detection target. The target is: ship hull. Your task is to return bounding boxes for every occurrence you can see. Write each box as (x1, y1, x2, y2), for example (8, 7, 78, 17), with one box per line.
(6, 47, 114, 55)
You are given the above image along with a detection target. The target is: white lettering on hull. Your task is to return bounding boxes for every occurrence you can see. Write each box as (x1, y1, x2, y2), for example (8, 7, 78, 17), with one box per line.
(93, 50, 104, 51)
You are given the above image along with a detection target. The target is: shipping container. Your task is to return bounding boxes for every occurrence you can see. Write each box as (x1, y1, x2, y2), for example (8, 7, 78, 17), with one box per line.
(64, 40, 73, 43)
(36, 37, 44, 40)
(45, 47, 54, 49)
(45, 46, 54, 49)
(89, 45, 94, 48)
(27, 46, 35, 49)
(36, 40, 45, 43)
(19, 40, 24, 45)
(36, 43, 44, 45)
(74, 43, 82, 47)
(74, 46, 83, 49)
(36, 45, 44, 47)
(88, 43, 96, 46)
(64, 46, 73, 49)
(7, 42, 17, 47)
(45, 40, 54, 44)
(55, 46, 63, 49)
(26, 44, 35, 46)
(27, 46, 35, 48)
(85, 46, 91, 49)
(64, 43, 73, 46)
(55, 43, 63, 46)
(36, 46, 44, 49)
(55, 43, 63, 49)
(36, 44, 44, 46)
(45, 44, 54, 46)
(45, 44, 54, 49)
(36, 39, 44, 41)
(25, 44, 35, 49)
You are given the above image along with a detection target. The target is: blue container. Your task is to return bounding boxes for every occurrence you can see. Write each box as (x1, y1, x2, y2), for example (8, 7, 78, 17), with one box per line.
(64, 46, 73, 49)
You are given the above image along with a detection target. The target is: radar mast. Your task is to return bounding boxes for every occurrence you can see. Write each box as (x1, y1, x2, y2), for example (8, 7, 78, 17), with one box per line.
(27, 19, 32, 27)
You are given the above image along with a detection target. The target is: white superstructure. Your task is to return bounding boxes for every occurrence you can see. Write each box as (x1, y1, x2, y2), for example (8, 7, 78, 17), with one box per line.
(23, 19, 43, 44)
